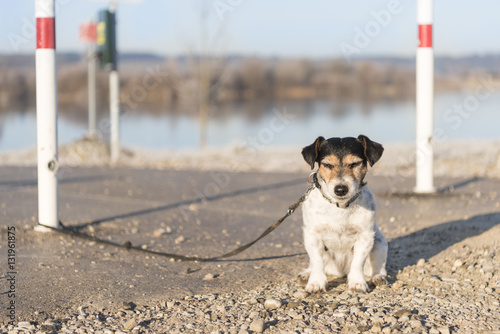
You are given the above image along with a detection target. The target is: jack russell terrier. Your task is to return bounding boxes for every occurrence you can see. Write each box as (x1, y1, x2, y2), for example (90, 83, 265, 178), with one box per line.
(300, 135, 388, 293)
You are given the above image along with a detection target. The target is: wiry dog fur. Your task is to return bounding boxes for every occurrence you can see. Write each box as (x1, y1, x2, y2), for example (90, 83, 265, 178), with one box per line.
(300, 135, 388, 293)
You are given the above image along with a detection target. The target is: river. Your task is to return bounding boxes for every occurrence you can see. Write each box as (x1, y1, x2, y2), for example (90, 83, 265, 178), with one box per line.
(1, 92, 498, 152)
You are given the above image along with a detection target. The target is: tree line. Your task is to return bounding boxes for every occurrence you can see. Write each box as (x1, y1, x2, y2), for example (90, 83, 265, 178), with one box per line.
(0, 56, 483, 114)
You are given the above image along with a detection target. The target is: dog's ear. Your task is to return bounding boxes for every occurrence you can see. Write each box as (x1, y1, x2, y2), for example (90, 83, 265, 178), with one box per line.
(302, 136, 325, 169)
(357, 135, 384, 167)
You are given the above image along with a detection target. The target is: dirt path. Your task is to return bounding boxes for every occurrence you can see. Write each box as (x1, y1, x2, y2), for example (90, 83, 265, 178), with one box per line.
(0, 166, 499, 333)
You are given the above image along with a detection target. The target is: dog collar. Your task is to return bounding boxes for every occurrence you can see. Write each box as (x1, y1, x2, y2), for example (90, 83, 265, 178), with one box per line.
(308, 172, 364, 209)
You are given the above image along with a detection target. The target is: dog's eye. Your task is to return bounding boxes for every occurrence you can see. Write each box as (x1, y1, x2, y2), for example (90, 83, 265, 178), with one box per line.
(349, 161, 362, 169)
(322, 163, 335, 169)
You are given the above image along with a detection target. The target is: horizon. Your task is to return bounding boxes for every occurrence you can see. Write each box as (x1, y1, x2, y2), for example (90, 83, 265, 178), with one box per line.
(2, 50, 500, 60)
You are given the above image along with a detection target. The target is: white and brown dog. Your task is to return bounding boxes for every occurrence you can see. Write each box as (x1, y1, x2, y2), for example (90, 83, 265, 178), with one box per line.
(300, 135, 388, 293)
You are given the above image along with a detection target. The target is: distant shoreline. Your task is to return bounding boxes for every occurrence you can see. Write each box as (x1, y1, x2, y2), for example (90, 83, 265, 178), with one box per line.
(2, 53, 499, 112)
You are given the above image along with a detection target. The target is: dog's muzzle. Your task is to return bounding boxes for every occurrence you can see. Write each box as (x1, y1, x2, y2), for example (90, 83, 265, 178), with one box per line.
(334, 185, 349, 197)
(308, 172, 364, 209)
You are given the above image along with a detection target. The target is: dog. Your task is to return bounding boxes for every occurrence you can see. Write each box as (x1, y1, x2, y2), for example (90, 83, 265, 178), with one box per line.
(299, 135, 388, 293)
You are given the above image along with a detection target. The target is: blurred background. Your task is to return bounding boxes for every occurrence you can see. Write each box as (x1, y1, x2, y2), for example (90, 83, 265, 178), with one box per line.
(1, 0, 500, 152)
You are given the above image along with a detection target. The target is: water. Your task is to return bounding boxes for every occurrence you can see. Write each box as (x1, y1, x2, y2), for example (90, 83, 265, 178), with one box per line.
(1, 92, 498, 152)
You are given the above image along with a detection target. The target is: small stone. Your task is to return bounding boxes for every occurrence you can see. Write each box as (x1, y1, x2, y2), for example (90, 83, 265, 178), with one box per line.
(175, 235, 185, 244)
(357, 325, 370, 332)
(288, 311, 301, 320)
(392, 281, 404, 289)
(248, 298, 258, 305)
(410, 319, 423, 329)
(166, 301, 175, 308)
(332, 312, 347, 317)
(41, 320, 57, 332)
(453, 259, 463, 268)
(123, 318, 137, 331)
(438, 326, 451, 334)
(416, 258, 426, 267)
(249, 318, 265, 333)
(122, 301, 134, 310)
(203, 273, 214, 281)
(429, 328, 440, 334)
(385, 315, 397, 323)
(338, 292, 350, 300)
(315, 300, 326, 307)
(264, 298, 281, 310)
(248, 311, 260, 319)
(329, 302, 339, 310)
(372, 321, 382, 333)
(394, 308, 411, 318)
(293, 290, 309, 299)
(398, 315, 410, 323)
(411, 297, 424, 304)
(286, 301, 301, 309)
(17, 322, 32, 328)
(153, 229, 166, 238)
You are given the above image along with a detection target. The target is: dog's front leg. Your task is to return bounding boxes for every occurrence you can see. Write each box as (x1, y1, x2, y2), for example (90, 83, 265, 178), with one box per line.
(348, 231, 374, 292)
(303, 231, 327, 293)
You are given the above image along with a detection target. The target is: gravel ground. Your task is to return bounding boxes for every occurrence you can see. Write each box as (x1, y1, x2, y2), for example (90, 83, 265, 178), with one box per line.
(2, 226, 499, 334)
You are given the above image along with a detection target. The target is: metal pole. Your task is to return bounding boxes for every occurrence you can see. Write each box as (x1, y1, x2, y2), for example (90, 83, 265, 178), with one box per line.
(34, 0, 59, 231)
(110, 70, 120, 162)
(415, 0, 435, 193)
(88, 42, 97, 136)
(109, 2, 120, 163)
(88, 44, 97, 136)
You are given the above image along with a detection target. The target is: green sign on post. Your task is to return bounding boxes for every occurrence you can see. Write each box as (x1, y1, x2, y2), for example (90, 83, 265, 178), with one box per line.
(97, 10, 116, 71)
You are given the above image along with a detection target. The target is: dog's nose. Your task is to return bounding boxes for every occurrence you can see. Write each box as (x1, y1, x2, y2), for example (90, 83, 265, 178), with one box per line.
(334, 185, 349, 196)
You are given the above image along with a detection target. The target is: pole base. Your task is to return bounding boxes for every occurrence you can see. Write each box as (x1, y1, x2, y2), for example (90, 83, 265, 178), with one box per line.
(34, 224, 59, 233)
(414, 186, 436, 194)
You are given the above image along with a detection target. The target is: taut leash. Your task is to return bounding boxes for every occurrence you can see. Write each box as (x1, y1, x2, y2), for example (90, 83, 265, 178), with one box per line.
(38, 181, 316, 262)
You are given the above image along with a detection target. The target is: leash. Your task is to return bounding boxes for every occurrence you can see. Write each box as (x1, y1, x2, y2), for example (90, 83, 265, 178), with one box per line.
(37, 181, 316, 262)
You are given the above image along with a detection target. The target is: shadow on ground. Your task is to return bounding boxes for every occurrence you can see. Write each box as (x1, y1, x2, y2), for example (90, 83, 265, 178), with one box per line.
(70, 177, 305, 230)
(388, 212, 500, 272)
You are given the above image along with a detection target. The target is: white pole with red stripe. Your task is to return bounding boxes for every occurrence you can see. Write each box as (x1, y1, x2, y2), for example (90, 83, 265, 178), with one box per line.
(35, 0, 60, 231)
(109, 2, 120, 163)
(415, 0, 435, 193)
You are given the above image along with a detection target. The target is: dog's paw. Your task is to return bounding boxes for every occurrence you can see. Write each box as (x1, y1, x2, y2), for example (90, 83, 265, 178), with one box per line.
(349, 281, 369, 292)
(305, 280, 326, 293)
(348, 276, 370, 293)
(372, 275, 388, 287)
(305, 273, 327, 293)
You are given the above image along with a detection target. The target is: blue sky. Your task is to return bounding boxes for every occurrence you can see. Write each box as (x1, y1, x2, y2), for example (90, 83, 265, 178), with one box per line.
(1, 0, 500, 58)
